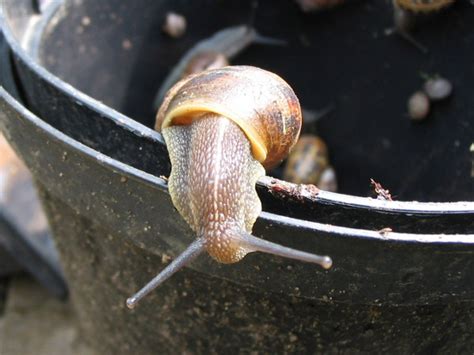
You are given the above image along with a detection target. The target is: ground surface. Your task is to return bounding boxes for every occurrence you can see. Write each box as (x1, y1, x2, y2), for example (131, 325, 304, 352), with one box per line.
(0, 275, 94, 355)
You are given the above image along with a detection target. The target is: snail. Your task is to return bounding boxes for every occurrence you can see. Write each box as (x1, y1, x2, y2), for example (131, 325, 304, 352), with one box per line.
(127, 66, 332, 308)
(408, 90, 430, 120)
(391, 0, 454, 53)
(294, 0, 346, 12)
(283, 135, 338, 191)
(283, 135, 328, 184)
(153, 26, 286, 110)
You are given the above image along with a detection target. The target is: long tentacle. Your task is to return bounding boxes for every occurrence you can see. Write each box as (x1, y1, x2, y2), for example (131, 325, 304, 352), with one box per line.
(126, 238, 206, 309)
(237, 231, 332, 269)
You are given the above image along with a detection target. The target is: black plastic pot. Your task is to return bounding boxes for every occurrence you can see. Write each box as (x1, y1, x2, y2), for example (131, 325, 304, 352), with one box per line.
(4, 0, 474, 233)
(0, 25, 66, 297)
(1, 0, 473, 353)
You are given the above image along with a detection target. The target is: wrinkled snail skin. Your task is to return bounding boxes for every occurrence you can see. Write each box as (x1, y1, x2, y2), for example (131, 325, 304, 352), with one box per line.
(163, 115, 265, 263)
(127, 66, 332, 308)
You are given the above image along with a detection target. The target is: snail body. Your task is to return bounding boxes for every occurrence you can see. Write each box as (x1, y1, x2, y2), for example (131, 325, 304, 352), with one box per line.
(392, 0, 454, 52)
(153, 26, 285, 109)
(128, 66, 332, 308)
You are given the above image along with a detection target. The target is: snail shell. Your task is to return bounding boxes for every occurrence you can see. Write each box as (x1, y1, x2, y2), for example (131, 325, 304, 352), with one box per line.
(283, 135, 329, 185)
(156, 66, 302, 169)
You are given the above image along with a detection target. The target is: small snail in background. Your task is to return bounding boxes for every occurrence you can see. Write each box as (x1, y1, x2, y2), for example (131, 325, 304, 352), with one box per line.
(294, 0, 345, 12)
(391, 0, 455, 52)
(153, 26, 286, 109)
(127, 66, 332, 308)
(283, 135, 337, 192)
(408, 76, 453, 121)
(284, 135, 328, 185)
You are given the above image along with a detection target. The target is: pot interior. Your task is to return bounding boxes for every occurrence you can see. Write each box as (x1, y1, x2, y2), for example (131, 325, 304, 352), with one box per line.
(37, 0, 473, 202)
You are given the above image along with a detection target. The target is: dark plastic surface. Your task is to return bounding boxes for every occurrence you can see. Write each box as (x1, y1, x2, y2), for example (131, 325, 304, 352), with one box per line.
(32, 0, 474, 202)
(1, 0, 474, 353)
(0, 25, 67, 297)
(1, 0, 473, 235)
(1, 80, 474, 352)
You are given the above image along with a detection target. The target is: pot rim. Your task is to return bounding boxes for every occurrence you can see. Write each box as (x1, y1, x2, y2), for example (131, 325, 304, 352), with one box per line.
(0, 0, 473, 216)
(1, 87, 473, 244)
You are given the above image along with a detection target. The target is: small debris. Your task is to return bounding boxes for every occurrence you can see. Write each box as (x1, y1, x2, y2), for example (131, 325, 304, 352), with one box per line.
(261, 176, 320, 202)
(122, 38, 133, 50)
(120, 176, 128, 183)
(423, 77, 453, 101)
(470, 143, 474, 178)
(161, 254, 172, 264)
(408, 91, 430, 121)
(370, 178, 393, 201)
(81, 16, 91, 26)
(318, 166, 338, 192)
(289, 333, 299, 342)
(378, 227, 393, 236)
(162, 12, 187, 38)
